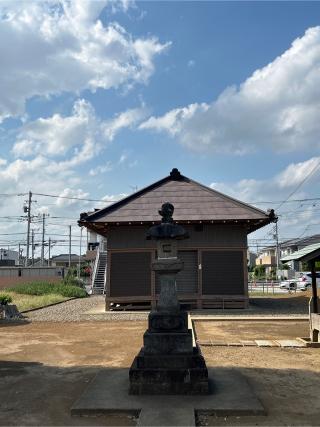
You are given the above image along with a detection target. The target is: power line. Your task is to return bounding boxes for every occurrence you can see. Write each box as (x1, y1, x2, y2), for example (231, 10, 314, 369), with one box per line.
(30, 193, 320, 205)
(3, 189, 320, 206)
(0, 193, 27, 197)
(275, 160, 320, 211)
(33, 192, 117, 203)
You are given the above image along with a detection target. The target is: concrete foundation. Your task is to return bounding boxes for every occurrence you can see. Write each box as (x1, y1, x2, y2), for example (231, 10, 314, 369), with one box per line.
(71, 368, 266, 426)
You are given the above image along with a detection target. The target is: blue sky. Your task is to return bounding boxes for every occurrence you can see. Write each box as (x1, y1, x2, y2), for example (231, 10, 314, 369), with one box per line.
(1, 1, 320, 254)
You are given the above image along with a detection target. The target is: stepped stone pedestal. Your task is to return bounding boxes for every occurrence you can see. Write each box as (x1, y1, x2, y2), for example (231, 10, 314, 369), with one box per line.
(129, 202, 209, 395)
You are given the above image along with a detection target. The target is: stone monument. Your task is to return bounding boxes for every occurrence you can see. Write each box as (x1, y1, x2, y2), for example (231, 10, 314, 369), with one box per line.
(129, 202, 209, 395)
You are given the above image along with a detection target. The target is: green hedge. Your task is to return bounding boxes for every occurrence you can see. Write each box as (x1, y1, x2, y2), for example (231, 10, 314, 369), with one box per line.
(6, 282, 87, 298)
(0, 293, 13, 305)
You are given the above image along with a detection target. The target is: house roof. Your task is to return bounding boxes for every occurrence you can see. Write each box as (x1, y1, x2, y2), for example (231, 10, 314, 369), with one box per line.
(280, 234, 320, 249)
(281, 243, 320, 263)
(51, 254, 84, 262)
(79, 168, 275, 233)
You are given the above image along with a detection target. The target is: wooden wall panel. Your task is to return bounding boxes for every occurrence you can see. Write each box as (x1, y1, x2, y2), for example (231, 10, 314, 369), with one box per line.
(155, 250, 198, 294)
(110, 252, 151, 297)
(107, 224, 247, 249)
(202, 250, 244, 295)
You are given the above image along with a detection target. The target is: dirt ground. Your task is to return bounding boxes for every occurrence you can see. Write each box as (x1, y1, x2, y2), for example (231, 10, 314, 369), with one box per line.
(195, 320, 309, 341)
(0, 320, 319, 426)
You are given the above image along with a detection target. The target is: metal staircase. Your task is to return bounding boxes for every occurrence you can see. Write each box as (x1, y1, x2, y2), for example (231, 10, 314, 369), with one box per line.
(92, 248, 107, 294)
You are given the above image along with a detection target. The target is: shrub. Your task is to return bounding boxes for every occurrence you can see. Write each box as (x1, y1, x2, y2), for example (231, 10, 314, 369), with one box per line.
(63, 276, 86, 288)
(5, 282, 87, 298)
(0, 294, 12, 305)
(58, 285, 87, 298)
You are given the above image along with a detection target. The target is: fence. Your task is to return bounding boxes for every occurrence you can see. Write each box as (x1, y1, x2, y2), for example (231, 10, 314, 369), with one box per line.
(0, 267, 65, 278)
(248, 280, 284, 294)
(0, 267, 66, 290)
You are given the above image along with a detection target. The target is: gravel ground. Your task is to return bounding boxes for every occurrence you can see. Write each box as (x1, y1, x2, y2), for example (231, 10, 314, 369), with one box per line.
(249, 296, 309, 315)
(23, 296, 149, 322)
(18, 294, 310, 322)
(192, 296, 309, 317)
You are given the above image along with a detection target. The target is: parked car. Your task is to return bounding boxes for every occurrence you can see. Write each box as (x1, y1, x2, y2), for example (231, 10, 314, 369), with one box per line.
(297, 272, 320, 291)
(279, 280, 298, 290)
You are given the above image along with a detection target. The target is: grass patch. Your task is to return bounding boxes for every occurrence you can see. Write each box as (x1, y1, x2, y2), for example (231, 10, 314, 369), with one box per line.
(1, 281, 87, 312)
(7, 282, 87, 298)
(5, 292, 69, 312)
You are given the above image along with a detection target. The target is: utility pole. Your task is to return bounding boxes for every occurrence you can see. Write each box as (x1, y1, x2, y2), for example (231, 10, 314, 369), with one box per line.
(25, 191, 32, 266)
(275, 221, 280, 279)
(48, 237, 51, 266)
(69, 225, 71, 268)
(31, 229, 35, 266)
(78, 227, 83, 279)
(18, 243, 21, 265)
(41, 213, 45, 266)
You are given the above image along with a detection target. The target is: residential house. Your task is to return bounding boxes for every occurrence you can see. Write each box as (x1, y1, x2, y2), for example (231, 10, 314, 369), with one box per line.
(0, 248, 19, 266)
(51, 254, 85, 267)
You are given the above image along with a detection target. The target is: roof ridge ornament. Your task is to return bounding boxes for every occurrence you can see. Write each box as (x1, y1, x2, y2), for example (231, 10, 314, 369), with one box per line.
(170, 168, 182, 180)
(267, 209, 277, 222)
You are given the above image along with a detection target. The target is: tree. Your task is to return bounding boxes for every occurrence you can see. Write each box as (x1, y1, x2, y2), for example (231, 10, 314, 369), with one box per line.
(253, 265, 265, 279)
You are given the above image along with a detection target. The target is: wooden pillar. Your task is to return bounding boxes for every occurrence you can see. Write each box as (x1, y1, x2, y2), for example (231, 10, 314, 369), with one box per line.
(197, 249, 202, 309)
(105, 250, 112, 311)
(310, 259, 318, 314)
(151, 250, 156, 310)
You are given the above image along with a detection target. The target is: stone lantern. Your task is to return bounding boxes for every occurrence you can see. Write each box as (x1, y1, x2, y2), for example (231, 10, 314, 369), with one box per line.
(129, 202, 209, 395)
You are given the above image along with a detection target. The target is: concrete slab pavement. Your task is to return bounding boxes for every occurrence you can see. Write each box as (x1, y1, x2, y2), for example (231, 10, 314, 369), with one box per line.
(71, 368, 266, 426)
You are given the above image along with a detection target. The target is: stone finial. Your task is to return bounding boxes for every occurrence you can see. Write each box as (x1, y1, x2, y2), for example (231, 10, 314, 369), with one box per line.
(159, 202, 174, 223)
(147, 202, 189, 240)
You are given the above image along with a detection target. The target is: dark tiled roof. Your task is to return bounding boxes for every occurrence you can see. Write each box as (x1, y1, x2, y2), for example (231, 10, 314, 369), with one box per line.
(280, 234, 320, 249)
(51, 254, 84, 262)
(80, 169, 273, 229)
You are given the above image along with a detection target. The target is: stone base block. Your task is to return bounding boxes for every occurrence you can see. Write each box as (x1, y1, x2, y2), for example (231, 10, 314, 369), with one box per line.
(129, 345, 209, 395)
(135, 348, 207, 369)
(148, 311, 188, 333)
(129, 360, 209, 395)
(143, 330, 193, 354)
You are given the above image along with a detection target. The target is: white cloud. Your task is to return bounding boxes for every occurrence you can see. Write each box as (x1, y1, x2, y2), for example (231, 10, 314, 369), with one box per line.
(12, 99, 146, 169)
(55, 188, 90, 207)
(210, 157, 320, 205)
(275, 157, 320, 188)
(210, 156, 320, 238)
(89, 150, 138, 176)
(0, 1, 169, 121)
(139, 103, 209, 136)
(93, 193, 128, 209)
(140, 27, 320, 154)
(0, 96, 148, 249)
(89, 162, 113, 176)
(103, 107, 148, 141)
(13, 100, 97, 158)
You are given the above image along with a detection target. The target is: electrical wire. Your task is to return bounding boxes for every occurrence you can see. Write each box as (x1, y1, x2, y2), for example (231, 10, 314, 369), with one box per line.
(4, 189, 320, 207)
(275, 159, 320, 211)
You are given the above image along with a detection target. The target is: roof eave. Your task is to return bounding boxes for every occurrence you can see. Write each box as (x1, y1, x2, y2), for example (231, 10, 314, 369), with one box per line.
(79, 217, 272, 234)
